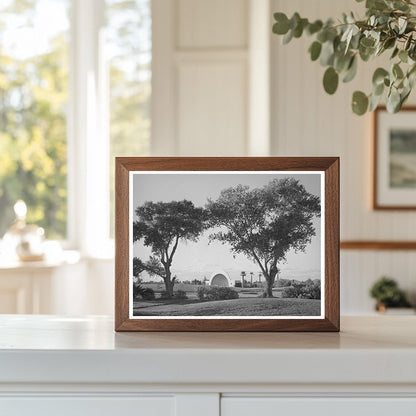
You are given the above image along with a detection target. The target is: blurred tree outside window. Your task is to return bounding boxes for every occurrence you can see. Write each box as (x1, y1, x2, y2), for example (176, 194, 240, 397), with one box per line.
(0, 0, 70, 239)
(0, 0, 151, 242)
(106, 0, 151, 237)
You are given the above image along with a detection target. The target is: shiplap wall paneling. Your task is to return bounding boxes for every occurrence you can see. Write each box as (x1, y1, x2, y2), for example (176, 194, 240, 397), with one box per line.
(152, 0, 250, 156)
(176, 0, 249, 156)
(177, 59, 247, 156)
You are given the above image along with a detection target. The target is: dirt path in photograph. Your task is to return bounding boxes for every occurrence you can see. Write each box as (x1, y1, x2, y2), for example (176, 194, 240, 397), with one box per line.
(133, 297, 320, 316)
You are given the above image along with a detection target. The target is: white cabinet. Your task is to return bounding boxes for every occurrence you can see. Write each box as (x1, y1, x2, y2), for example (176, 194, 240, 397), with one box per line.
(222, 398, 416, 416)
(1, 397, 175, 416)
(1, 316, 416, 416)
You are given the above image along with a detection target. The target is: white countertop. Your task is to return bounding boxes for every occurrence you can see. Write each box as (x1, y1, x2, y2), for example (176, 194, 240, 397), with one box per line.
(0, 315, 415, 386)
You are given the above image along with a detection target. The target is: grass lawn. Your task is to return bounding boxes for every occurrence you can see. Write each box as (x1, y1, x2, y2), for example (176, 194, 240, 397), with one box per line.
(133, 297, 320, 316)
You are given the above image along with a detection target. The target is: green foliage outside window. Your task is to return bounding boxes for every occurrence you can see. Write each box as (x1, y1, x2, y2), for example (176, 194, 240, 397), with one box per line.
(0, 1, 69, 238)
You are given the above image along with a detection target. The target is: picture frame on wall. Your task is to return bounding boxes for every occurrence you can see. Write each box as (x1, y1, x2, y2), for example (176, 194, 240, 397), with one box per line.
(374, 106, 416, 210)
(115, 157, 339, 332)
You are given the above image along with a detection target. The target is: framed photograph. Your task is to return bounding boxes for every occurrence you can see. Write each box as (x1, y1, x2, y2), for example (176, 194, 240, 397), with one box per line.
(374, 106, 416, 209)
(115, 157, 339, 332)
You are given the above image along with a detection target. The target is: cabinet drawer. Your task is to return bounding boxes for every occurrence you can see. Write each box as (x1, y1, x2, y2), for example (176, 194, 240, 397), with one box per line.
(0, 396, 174, 416)
(221, 397, 416, 416)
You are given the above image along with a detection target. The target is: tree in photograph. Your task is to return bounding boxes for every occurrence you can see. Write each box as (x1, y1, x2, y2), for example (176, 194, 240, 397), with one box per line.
(206, 178, 321, 297)
(133, 200, 205, 297)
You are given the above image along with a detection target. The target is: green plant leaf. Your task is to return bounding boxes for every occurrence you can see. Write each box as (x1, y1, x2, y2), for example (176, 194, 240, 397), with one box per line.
(393, 63, 404, 79)
(374, 82, 385, 95)
(369, 92, 383, 111)
(352, 91, 369, 115)
(399, 49, 408, 62)
(309, 41, 322, 61)
(366, 0, 388, 10)
(405, 34, 413, 50)
(273, 13, 290, 34)
(320, 40, 335, 66)
(282, 29, 293, 44)
(383, 37, 396, 50)
(293, 18, 309, 38)
(387, 87, 401, 112)
(372, 67, 389, 86)
(307, 20, 323, 35)
(323, 67, 339, 94)
(342, 56, 357, 82)
(391, 47, 399, 59)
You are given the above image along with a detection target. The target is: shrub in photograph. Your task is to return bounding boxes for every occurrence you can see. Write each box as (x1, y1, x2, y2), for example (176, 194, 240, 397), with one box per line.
(281, 286, 299, 299)
(197, 286, 239, 301)
(282, 279, 321, 300)
(133, 281, 155, 301)
(173, 290, 188, 300)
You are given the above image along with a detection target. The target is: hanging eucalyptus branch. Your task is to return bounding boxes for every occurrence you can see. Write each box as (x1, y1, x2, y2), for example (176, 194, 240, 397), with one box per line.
(272, 0, 416, 115)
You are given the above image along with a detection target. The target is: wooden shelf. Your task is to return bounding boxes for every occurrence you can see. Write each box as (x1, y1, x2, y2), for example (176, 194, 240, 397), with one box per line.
(341, 241, 416, 250)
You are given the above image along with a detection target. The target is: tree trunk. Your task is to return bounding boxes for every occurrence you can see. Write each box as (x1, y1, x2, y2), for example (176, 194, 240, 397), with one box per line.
(263, 279, 274, 297)
(163, 266, 174, 297)
(262, 266, 278, 298)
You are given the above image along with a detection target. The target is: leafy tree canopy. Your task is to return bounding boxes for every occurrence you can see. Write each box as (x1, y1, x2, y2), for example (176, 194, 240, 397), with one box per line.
(133, 200, 205, 296)
(206, 178, 321, 297)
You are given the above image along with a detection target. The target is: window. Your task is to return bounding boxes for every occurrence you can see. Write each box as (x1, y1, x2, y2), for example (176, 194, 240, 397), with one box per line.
(0, 0, 70, 239)
(0, 0, 151, 251)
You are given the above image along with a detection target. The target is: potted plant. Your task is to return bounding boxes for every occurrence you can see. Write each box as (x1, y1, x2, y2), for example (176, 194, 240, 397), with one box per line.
(272, 0, 416, 115)
(369, 276, 413, 313)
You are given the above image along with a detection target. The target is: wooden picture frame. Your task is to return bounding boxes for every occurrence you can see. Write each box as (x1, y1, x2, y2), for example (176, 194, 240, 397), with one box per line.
(373, 106, 416, 210)
(115, 157, 339, 332)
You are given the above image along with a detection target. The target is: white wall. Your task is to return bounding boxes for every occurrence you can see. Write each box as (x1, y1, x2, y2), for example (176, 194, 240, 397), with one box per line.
(61, 0, 416, 316)
(152, 0, 260, 156)
(271, 0, 416, 313)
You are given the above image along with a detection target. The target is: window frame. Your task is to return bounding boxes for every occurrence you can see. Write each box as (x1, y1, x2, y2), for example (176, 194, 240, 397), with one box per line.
(67, 0, 112, 257)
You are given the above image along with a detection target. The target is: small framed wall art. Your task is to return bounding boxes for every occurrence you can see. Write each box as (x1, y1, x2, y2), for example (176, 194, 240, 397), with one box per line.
(374, 106, 416, 209)
(115, 157, 339, 332)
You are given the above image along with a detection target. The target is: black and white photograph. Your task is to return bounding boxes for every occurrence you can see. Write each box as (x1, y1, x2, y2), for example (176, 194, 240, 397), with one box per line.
(129, 171, 324, 319)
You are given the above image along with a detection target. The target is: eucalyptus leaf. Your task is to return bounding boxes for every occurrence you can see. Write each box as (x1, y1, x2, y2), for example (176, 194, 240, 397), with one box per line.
(342, 56, 358, 82)
(399, 49, 408, 63)
(401, 87, 411, 106)
(293, 18, 308, 38)
(398, 17, 407, 34)
(352, 91, 369, 115)
(309, 41, 322, 61)
(393, 63, 404, 79)
(383, 37, 396, 50)
(282, 29, 293, 44)
(273, 13, 290, 34)
(366, 0, 388, 10)
(386, 87, 401, 112)
(372, 67, 389, 85)
(369, 92, 383, 111)
(323, 67, 339, 94)
(373, 82, 384, 96)
(405, 33, 413, 50)
(334, 52, 351, 72)
(320, 41, 335, 66)
(307, 20, 323, 35)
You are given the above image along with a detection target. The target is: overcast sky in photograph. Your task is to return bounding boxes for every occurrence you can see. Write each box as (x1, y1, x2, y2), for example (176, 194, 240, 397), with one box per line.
(132, 172, 322, 282)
